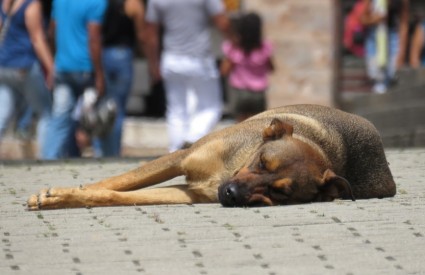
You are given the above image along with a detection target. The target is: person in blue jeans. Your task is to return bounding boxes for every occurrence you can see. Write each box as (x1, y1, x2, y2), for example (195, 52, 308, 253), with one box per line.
(92, 0, 147, 157)
(361, 0, 409, 94)
(0, 0, 54, 158)
(43, 0, 107, 159)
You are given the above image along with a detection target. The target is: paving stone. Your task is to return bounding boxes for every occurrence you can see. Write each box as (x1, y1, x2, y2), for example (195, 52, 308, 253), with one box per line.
(0, 148, 424, 274)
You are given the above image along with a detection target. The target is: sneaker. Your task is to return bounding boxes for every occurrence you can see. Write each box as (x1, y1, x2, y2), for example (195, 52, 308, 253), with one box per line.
(372, 83, 387, 94)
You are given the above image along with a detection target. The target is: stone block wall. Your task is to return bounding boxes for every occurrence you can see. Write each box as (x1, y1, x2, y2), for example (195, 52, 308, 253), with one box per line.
(243, 0, 337, 108)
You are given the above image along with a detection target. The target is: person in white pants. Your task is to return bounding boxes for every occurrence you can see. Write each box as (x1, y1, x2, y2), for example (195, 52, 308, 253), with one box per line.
(161, 53, 223, 151)
(145, 0, 229, 152)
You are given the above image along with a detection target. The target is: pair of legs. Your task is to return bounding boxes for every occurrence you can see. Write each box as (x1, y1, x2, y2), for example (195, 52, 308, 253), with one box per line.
(92, 46, 133, 157)
(0, 63, 51, 157)
(161, 53, 223, 152)
(365, 27, 399, 94)
(42, 72, 94, 159)
(229, 87, 266, 122)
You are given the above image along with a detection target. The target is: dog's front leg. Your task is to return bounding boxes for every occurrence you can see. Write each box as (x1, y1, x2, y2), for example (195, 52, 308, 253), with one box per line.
(84, 150, 188, 191)
(27, 184, 216, 210)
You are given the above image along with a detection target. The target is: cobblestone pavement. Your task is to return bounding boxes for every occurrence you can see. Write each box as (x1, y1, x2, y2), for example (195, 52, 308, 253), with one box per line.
(0, 149, 424, 275)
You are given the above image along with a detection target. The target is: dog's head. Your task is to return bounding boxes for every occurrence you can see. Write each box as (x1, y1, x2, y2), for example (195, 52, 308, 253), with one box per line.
(218, 118, 354, 207)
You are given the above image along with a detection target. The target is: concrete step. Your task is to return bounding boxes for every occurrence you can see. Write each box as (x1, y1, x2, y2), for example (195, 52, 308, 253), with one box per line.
(340, 82, 425, 147)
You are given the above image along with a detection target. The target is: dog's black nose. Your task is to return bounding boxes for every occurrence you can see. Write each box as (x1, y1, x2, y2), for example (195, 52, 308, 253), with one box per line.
(219, 183, 238, 207)
(218, 182, 247, 207)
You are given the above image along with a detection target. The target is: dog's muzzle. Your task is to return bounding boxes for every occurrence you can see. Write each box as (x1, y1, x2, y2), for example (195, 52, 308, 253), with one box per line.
(219, 181, 275, 207)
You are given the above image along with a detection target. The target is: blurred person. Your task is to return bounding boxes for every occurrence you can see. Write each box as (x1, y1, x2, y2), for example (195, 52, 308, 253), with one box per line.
(409, 16, 425, 68)
(343, 0, 367, 57)
(0, 0, 54, 156)
(361, 0, 409, 94)
(43, 0, 107, 159)
(20, 0, 54, 152)
(220, 12, 274, 123)
(92, 0, 147, 157)
(145, 0, 229, 152)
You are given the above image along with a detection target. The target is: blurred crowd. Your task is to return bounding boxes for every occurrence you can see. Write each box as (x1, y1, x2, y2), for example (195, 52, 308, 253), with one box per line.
(3, 0, 421, 160)
(344, 0, 425, 94)
(0, 0, 275, 159)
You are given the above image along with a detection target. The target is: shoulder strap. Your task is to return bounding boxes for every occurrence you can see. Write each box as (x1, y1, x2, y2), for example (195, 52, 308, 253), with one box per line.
(1, 0, 18, 21)
(0, 0, 18, 44)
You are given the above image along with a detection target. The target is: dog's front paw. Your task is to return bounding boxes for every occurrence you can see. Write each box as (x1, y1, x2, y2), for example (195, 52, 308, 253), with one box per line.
(27, 194, 39, 211)
(27, 189, 49, 211)
(27, 188, 68, 210)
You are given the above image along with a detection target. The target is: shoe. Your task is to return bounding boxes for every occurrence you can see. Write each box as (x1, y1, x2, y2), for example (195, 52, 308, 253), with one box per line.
(372, 83, 387, 94)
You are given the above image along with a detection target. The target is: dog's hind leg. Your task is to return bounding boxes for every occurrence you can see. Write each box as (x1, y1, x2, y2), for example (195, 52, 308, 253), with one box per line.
(27, 184, 215, 210)
(84, 150, 188, 192)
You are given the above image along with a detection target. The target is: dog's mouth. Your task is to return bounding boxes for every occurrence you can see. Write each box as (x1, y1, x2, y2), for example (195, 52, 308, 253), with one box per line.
(218, 183, 273, 207)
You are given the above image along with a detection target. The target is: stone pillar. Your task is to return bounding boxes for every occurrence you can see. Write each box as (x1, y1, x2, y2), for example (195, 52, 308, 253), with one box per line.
(243, 0, 338, 108)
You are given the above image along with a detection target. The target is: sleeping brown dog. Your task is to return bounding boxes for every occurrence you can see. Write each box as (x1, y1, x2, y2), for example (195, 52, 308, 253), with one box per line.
(27, 104, 396, 210)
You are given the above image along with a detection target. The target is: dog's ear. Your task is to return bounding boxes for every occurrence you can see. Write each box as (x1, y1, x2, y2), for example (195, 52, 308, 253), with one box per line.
(262, 118, 294, 142)
(316, 169, 355, 202)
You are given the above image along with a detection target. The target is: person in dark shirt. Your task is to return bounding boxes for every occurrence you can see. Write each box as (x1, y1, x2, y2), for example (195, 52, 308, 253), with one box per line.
(93, 0, 146, 157)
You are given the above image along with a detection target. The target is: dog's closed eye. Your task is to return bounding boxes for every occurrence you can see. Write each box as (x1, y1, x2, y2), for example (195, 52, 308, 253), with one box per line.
(258, 160, 266, 171)
(257, 154, 268, 171)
